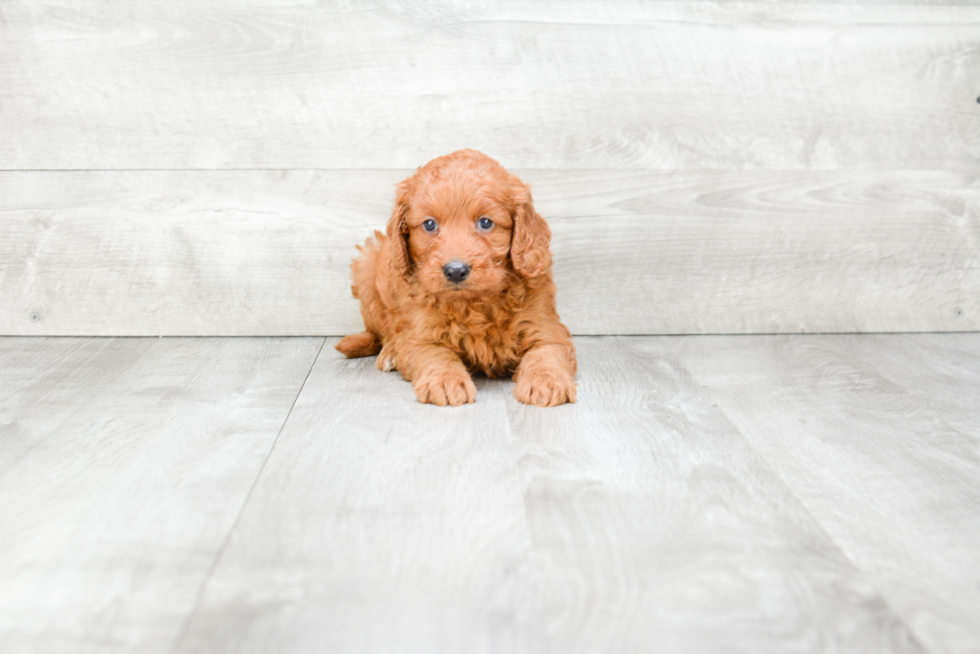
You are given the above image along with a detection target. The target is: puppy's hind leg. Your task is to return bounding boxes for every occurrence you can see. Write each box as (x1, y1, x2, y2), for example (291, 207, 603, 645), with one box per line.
(376, 342, 398, 371)
(336, 331, 382, 358)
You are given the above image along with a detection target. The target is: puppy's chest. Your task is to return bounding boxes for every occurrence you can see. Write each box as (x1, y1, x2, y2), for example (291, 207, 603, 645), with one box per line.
(437, 310, 522, 377)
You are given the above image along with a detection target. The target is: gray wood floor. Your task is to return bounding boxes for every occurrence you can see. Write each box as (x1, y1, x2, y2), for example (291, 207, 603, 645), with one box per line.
(1, 335, 978, 654)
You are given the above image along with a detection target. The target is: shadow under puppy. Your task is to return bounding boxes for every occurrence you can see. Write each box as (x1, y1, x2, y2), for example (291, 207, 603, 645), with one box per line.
(336, 149, 577, 407)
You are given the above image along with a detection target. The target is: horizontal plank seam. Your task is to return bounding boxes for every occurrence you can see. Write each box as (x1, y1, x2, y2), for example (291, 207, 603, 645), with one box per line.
(574, 333, 977, 338)
(166, 336, 327, 654)
(0, 167, 974, 173)
(3, 331, 980, 338)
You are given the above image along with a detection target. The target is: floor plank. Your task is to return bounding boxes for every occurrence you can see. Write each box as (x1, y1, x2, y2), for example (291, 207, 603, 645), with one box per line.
(175, 338, 923, 654)
(0, 338, 150, 478)
(173, 344, 522, 654)
(842, 333, 980, 438)
(663, 334, 980, 654)
(501, 338, 922, 654)
(0, 337, 323, 654)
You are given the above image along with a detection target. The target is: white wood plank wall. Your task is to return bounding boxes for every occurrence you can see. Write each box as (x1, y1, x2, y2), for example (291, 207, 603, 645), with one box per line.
(1, 1, 978, 335)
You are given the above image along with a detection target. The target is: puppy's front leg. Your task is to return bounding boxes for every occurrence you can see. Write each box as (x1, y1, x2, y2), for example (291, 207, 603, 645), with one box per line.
(398, 342, 476, 407)
(513, 343, 577, 407)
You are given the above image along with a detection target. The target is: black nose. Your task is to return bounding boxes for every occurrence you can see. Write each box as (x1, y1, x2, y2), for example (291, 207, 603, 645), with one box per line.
(443, 260, 471, 283)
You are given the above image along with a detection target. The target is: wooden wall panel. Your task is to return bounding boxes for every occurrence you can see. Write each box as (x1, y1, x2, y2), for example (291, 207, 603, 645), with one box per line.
(1, 1, 977, 335)
(1, 1, 977, 170)
(2, 170, 976, 335)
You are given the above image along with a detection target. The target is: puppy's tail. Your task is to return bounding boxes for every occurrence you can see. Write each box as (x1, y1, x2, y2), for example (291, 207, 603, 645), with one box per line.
(336, 331, 382, 358)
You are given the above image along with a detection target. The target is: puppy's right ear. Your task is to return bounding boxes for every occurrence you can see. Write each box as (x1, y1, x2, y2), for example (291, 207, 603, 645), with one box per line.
(386, 181, 412, 276)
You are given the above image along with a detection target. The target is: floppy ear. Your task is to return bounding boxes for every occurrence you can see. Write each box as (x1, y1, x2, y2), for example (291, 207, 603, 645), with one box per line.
(386, 182, 412, 276)
(511, 190, 552, 278)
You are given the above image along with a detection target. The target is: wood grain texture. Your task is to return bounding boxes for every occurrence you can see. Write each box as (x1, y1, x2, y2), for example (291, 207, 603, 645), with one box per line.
(1, 1, 977, 170)
(174, 337, 923, 654)
(662, 333, 980, 654)
(0, 336, 323, 654)
(861, 333, 980, 437)
(175, 344, 522, 654)
(0, 338, 148, 478)
(2, 169, 977, 336)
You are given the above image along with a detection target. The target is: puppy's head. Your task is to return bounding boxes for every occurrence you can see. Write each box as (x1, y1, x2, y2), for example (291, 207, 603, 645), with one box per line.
(386, 149, 552, 299)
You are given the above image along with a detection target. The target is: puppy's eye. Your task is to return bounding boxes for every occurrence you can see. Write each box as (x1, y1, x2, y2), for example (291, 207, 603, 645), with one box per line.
(477, 216, 494, 232)
(422, 219, 437, 233)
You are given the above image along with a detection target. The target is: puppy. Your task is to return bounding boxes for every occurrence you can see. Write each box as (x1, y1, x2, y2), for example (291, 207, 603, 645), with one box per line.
(336, 149, 576, 407)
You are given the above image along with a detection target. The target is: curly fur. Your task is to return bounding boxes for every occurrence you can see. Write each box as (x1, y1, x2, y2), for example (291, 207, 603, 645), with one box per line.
(337, 149, 576, 407)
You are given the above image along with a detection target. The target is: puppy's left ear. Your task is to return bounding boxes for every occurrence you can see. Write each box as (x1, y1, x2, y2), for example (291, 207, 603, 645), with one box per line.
(511, 188, 552, 278)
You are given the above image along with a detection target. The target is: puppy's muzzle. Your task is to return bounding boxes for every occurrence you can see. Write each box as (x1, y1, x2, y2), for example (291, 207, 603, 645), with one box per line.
(443, 260, 471, 284)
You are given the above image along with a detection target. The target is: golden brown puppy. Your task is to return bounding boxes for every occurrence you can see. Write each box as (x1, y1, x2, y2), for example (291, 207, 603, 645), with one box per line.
(336, 149, 576, 407)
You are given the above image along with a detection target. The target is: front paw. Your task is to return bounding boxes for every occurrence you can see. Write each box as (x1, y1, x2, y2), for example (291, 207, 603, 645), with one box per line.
(413, 367, 477, 406)
(514, 367, 576, 407)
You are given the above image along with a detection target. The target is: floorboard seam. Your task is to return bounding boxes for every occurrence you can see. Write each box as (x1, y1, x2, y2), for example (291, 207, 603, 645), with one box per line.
(696, 383, 936, 654)
(166, 336, 328, 654)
